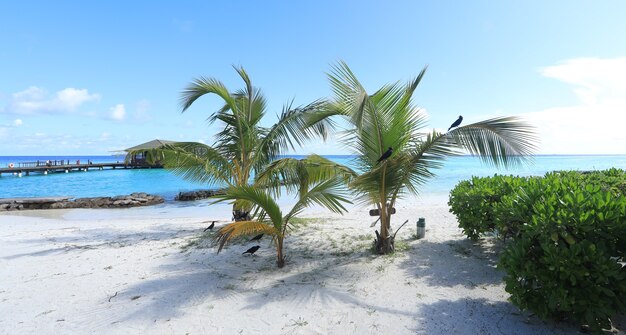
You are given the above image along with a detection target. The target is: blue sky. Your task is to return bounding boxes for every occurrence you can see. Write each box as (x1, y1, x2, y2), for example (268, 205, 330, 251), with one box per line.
(1, 1, 626, 155)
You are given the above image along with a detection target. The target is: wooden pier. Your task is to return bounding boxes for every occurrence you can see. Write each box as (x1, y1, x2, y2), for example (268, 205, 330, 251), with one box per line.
(0, 160, 155, 177)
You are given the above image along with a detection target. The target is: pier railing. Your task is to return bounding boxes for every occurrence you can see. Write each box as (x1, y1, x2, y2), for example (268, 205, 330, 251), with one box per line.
(14, 160, 70, 168)
(0, 160, 152, 177)
(8, 160, 102, 168)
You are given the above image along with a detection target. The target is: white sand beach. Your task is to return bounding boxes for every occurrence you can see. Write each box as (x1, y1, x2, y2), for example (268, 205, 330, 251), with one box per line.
(1, 196, 623, 334)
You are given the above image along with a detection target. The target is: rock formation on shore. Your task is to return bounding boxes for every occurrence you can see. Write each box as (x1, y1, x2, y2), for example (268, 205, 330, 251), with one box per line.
(175, 189, 223, 201)
(0, 193, 164, 211)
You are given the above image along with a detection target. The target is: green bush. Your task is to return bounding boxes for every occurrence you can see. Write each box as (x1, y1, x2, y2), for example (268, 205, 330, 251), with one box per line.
(449, 169, 626, 331)
(448, 174, 527, 239)
(498, 175, 626, 332)
(580, 167, 626, 196)
(449, 169, 626, 240)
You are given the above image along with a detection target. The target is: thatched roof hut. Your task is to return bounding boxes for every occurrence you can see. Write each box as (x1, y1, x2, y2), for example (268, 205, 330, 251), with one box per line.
(125, 139, 177, 152)
(124, 139, 177, 167)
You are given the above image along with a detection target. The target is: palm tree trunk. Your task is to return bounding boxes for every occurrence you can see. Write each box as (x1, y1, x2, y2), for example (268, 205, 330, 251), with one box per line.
(376, 211, 395, 254)
(232, 200, 251, 221)
(375, 164, 394, 254)
(276, 236, 285, 268)
(232, 207, 251, 221)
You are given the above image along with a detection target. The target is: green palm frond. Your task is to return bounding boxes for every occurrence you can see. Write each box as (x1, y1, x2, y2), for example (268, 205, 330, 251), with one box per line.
(328, 63, 431, 168)
(211, 185, 283, 229)
(353, 87, 425, 166)
(349, 155, 407, 206)
(213, 220, 279, 253)
(447, 116, 538, 168)
(298, 61, 539, 254)
(255, 155, 356, 197)
(303, 100, 343, 132)
(233, 88, 266, 125)
(254, 157, 307, 196)
(173, 67, 296, 196)
(386, 130, 459, 200)
(403, 66, 428, 105)
(320, 62, 537, 229)
(232, 66, 267, 125)
(328, 61, 371, 129)
(180, 77, 236, 113)
(212, 174, 351, 255)
(156, 142, 234, 187)
(259, 99, 329, 160)
(285, 177, 351, 223)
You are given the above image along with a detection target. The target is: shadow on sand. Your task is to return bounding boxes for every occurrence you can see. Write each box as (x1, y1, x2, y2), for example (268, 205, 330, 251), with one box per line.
(47, 223, 623, 334)
(413, 297, 583, 335)
(100, 235, 419, 327)
(398, 236, 505, 288)
(2, 224, 197, 260)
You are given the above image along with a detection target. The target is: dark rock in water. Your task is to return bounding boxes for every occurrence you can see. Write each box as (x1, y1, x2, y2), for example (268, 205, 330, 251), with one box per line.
(0, 193, 164, 211)
(175, 189, 224, 201)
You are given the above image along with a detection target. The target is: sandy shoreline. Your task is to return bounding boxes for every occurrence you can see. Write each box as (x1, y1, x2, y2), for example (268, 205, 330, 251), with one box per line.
(1, 196, 623, 334)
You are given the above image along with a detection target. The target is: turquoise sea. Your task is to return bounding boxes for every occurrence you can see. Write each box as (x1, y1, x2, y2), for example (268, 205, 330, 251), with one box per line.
(1, 155, 625, 200)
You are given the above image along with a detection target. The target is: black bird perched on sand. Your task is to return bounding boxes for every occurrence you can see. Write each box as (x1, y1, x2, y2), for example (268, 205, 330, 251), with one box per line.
(203, 221, 216, 232)
(448, 115, 463, 131)
(249, 233, 264, 242)
(377, 147, 393, 163)
(243, 245, 260, 255)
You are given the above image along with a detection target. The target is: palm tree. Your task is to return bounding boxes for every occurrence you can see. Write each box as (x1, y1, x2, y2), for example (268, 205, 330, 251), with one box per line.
(138, 66, 331, 220)
(212, 155, 353, 268)
(310, 62, 538, 254)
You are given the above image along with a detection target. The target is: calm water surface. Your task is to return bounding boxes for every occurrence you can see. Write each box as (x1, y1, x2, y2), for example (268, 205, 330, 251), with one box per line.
(1, 155, 625, 200)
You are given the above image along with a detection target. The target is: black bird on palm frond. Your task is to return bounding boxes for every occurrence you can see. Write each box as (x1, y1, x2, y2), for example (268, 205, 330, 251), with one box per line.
(249, 233, 264, 242)
(377, 147, 393, 163)
(243, 245, 260, 255)
(448, 115, 463, 131)
(203, 221, 216, 232)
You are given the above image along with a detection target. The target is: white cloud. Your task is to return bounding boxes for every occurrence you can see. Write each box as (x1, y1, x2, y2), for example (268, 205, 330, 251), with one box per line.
(540, 57, 626, 105)
(109, 104, 126, 121)
(56, 88, 100, 110)
(13, 119, 23, 126)
(13, 86, 47, 100)
(524, 57, 626, 154)
(4, 86, 101, 115)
